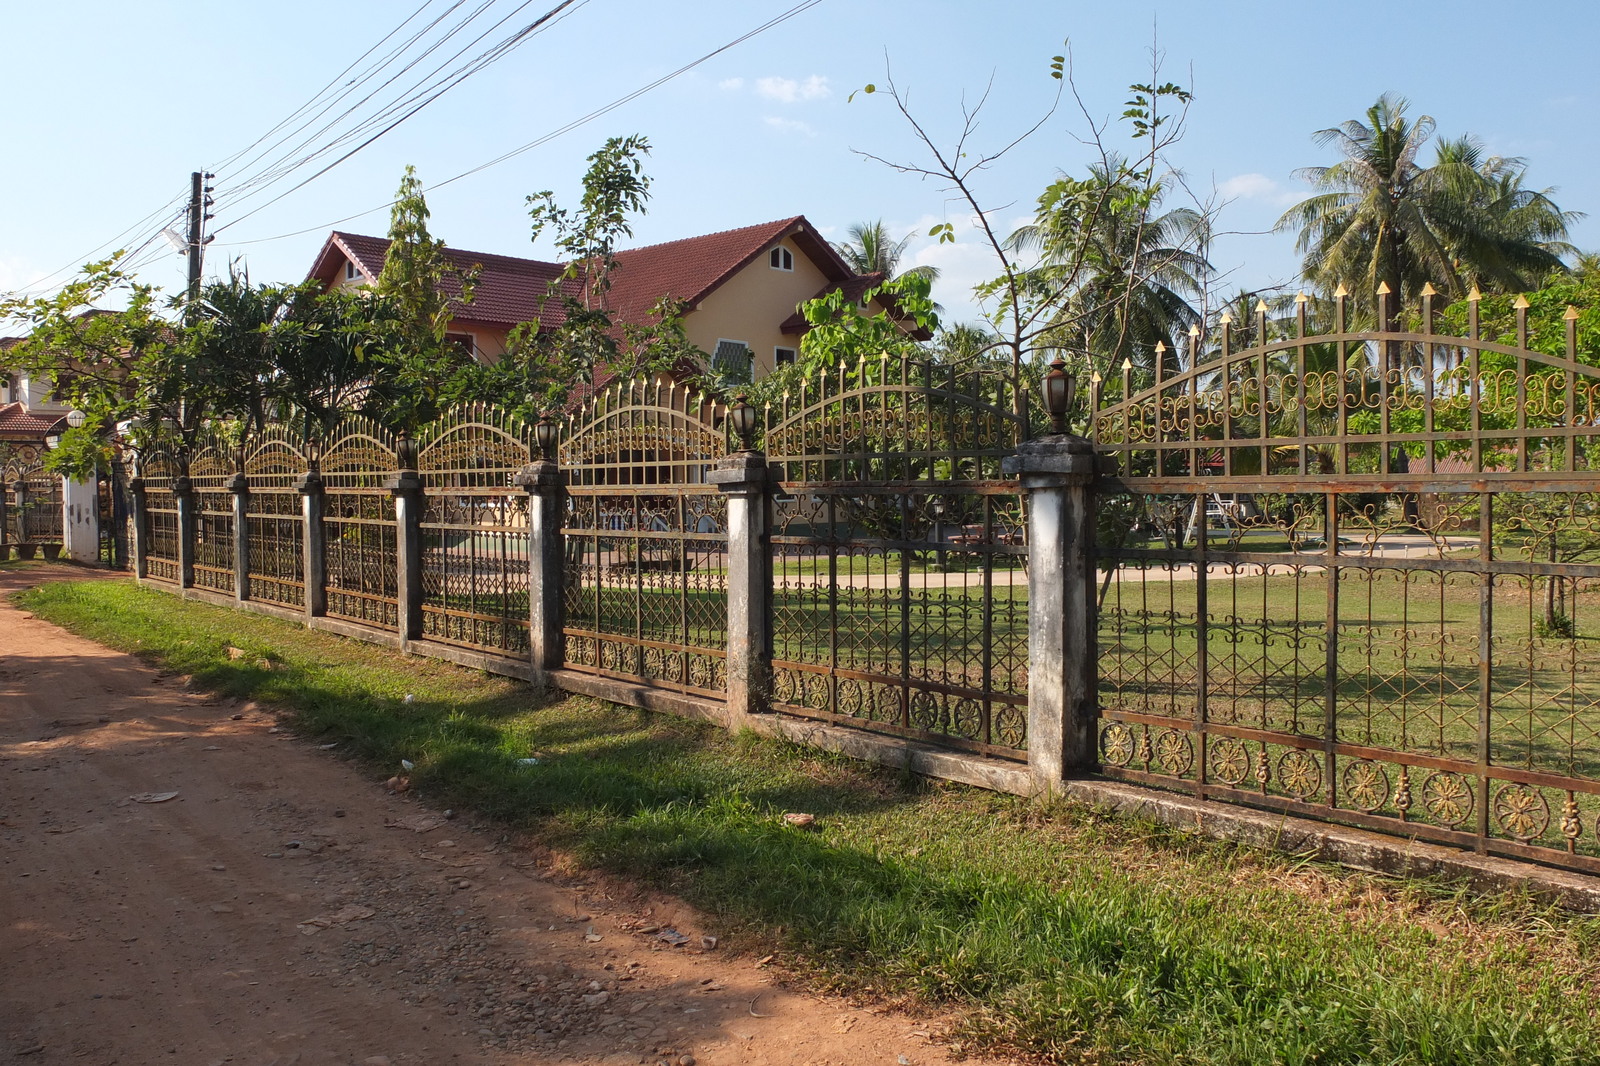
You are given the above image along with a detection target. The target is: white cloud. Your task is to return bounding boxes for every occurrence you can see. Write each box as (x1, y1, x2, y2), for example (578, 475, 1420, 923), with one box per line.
(755, 74, 830, 103)
(718, 77, 744, 91)
(1217, 173, 1298, 207)
(763, 116, 816, 137)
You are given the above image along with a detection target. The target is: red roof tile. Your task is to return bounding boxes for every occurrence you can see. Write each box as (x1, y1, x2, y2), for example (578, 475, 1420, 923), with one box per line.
(0, 402, 65, 440)
(307, 216, 862, 336)
(308, 232, 577, 329)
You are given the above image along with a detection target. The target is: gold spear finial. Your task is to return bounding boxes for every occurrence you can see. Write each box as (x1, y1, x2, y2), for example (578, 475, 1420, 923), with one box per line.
(1420, 282, 1437, 297)
(1188, 324, 1200, 337)
(1219, 311, 1234, 325)
(1295, 291, 1309, 304)
(1154, 340, 1166, 352)
(1122, 357, 1134, 371)
(1334, 283, 1350, 298)
(1255, 299, 1270, 314)
(1468, 286, 1482, 302)
(1376, 281, 1392, 296)
(1566, 305, 1581, 321)
(1514, 295, 1531, 309)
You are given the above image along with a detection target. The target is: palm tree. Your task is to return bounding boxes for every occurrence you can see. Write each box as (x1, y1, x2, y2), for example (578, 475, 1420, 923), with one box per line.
(1277, 94, 1576, 329)
(1008, 160, 1210, 379)
(833, 220, 941, 285)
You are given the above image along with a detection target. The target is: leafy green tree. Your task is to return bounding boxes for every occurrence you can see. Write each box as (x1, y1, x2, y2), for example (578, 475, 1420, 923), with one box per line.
(451, 135, 700, 417)
(369, 165, 479, 431)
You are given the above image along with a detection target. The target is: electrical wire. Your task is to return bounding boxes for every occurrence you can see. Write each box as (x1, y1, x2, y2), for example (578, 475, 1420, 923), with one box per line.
(212, 0, 823, 248)
(215, 0, 583, 216)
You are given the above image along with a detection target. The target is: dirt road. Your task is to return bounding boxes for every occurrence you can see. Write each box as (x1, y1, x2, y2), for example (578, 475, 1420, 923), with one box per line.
(1, 566, 1001, 1066)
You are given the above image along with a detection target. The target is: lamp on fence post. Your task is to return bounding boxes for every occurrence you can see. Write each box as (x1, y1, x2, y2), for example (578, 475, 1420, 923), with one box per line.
(516, 411, 566, 689)
(729, 393, 759, 453)
(1043, 358, 1076, 436)
(533, 414, 558, 462)
(66, 409, 87, 430)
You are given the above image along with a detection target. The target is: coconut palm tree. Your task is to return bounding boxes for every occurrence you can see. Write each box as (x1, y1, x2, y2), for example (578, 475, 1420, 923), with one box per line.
(833, 220, 941, 285)
(1277, 94, 1576, 329)
(1007, 160, 1211, 379)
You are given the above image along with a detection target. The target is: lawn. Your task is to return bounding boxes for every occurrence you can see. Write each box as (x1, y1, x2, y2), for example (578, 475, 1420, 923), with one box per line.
(15, 575, 1600, 1065)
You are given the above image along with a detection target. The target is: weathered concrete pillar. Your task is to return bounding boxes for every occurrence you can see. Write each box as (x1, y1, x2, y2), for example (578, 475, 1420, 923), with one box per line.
(1004, 434, 1098, 795)
(228, 472, 250, 602)
(129, 476, 149, 579)
(9, 480, 27, 547)
(63, 476, 99, 563)
(0, 480, 10, 557)
(386, 442, 425, 648)
(514, 458, 565, 690)
(296, 464, 326, 620)
(173, 475, 196, 589)
(709, 452, 772, 729)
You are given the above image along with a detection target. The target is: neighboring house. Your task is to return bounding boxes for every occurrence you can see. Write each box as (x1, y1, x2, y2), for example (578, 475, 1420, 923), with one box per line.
(0, 337, 67, 446)
(305, 215, 927, 378)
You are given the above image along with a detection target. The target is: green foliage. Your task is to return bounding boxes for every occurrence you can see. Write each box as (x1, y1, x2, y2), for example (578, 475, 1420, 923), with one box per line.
(371, 165, 480, 431)
(526, 134, 653, 310)
(796, 273, 939, 373)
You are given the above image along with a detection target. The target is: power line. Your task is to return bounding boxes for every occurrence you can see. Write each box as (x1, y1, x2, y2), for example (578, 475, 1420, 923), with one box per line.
(215, 0, 584, 220)
(213, 0, 824, 249)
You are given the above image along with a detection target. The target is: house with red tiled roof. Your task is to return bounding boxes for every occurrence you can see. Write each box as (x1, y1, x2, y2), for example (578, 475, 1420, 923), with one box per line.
(305, 216, 926, 377)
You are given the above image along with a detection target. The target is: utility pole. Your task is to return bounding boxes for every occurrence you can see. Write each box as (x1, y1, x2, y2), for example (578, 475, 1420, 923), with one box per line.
(184, 170, 215, 318)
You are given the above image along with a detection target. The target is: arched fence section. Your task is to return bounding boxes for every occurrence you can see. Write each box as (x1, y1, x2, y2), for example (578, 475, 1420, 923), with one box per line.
(189, 431, 238, 596)
(762, 357, 1030, 757)
(320, 416, 400, 631)
(1090, 288, 1600, 872)
(243, 426, 308, 607)
(137, 445, 182, 583)
(417, 406, 532, 654)
(559, 380, 730, 696)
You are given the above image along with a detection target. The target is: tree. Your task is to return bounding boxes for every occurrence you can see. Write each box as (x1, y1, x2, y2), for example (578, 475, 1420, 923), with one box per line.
(1005, 159, 1209, 379)
(1277, 94, 1577, 329)
(450, 135, 699, 417)
(851, 49, 1208, 415)
(369, 165, 479, 431)
(832, 220, 941, 286)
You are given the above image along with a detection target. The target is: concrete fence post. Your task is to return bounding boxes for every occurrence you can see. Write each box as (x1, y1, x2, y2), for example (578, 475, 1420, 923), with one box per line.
(709, 451, 772, 730)
(129, 476, 148, 578)
(1004, 434, 1099, 795)
(387, 437, 425, 649)
(228, 472, 250, 602)
(173, 475, 196, 589)
(295, 463, 326, 621)
(514, 457, 565, 691)
(9, 480, 27, 546)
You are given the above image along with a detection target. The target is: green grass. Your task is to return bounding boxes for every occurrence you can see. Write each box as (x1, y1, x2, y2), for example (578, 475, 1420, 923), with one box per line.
(16, 576, 1600, 1065)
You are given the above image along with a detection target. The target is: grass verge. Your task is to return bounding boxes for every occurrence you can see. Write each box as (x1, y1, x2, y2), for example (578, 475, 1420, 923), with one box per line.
(16, 577, 1600, 1065)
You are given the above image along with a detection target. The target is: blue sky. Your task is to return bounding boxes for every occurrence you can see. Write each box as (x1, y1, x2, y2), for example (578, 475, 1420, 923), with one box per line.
(4, 0, 1597, 328)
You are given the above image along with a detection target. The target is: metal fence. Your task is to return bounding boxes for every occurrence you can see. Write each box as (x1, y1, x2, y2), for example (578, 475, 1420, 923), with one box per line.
(1090, 289, 1600, 873)
(559, 380, 730, 696)
(321, 417, 400, 631)
(243, 427, 307, 607)
(764, 357, 1031, 757)
(190, 434, 236, 595)
(418, 406, 532, 654)
(140, 448, 181, 583)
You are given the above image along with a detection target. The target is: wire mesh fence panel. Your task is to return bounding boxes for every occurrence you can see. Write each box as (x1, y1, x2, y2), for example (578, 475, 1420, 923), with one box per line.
(560, 380, 730, 696)
(190, 434, 236, 595)
(243, 428, 307, 607)
(764, 355, 1029, 758)
(320, 417, 399, 631)
(418, 406, 531, 656)
(1091, 288, 1600, 873)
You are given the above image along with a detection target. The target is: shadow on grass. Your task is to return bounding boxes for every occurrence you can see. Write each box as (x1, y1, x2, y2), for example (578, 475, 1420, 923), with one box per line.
(14, 577, 1600, 1066)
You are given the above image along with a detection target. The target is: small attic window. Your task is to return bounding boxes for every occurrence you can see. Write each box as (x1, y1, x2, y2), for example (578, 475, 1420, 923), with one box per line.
(769, 246, 793, 271)
(344, 260, 359, 280)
